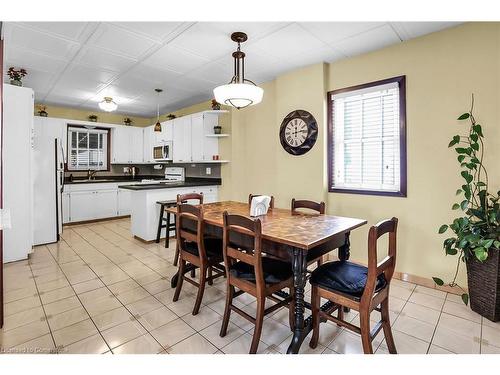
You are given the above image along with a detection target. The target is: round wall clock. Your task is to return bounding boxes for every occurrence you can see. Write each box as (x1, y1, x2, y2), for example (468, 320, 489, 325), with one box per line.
(279, 110, 318, 156)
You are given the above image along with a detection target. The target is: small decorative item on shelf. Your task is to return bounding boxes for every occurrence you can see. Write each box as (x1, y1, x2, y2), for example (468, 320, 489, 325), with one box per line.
(37, 104, 48, 117)
(88, 114, 98, 122)
(123, 117, 133, 126)
(211, 99, 221, 110)
(212, 154, 220, 160)
(213, 125, 222, 134)
(166, 114, 176, 120)
(7, 67, 27, 86)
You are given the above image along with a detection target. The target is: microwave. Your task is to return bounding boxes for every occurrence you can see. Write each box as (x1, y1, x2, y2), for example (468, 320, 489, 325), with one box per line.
(153, 141, 173, 161)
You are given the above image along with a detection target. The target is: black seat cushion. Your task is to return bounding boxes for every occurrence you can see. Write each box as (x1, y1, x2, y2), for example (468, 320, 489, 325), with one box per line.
(310, 261, 387, 298)
(230, 257, 293, 284)
(183, 237, 223, 259)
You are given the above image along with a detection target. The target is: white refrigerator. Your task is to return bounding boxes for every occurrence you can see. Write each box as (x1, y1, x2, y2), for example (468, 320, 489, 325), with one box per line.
(32, 117, 65, 245)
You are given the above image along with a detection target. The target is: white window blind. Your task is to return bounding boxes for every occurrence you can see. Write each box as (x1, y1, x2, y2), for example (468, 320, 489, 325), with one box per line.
(67, 127, 108, 171)
(331, 82, 401, 193)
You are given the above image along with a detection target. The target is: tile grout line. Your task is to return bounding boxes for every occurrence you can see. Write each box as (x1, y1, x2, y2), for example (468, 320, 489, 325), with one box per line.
(58, 226, 170, 353)
(425, 290, 448, 354)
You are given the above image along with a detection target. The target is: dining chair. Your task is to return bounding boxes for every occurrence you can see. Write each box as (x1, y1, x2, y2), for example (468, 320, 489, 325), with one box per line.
(309, 217, 399, 354)
(220, 212, 294, 354)
(248, 194, 275, 209)
(172, 193, 203, 266)
(172, 201, 225, 315)
(291, 198, 326, 266)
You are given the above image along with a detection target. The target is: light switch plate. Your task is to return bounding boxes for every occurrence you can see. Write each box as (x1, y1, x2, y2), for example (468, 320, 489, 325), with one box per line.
(0, 208, 12, 230)
(206, 167, 211, 175)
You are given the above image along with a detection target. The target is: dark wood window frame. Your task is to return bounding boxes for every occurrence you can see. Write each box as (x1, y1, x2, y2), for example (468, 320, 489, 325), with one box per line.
(65, 124, 111, 172)
(327, 75, 407, 197)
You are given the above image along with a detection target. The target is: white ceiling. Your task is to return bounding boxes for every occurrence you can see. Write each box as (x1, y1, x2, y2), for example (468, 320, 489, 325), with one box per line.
(2, 21, 460, 117)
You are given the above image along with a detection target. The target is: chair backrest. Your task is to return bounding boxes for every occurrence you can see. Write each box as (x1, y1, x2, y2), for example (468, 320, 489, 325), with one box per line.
(362, 217, 398, 301)
(291, 198, 325, 214)
(177, 192, 203, 205)
(176, 203, 207, 260)
(248, 194, 275, 209)
(222, 211, 266, 288)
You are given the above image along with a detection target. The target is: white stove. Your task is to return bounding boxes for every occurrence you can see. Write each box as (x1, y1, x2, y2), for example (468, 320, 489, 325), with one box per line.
(140, 167, 185, 184)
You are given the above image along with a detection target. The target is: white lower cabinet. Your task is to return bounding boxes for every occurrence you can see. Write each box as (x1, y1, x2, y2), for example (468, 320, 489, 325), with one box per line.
(69, 190, 117, 222)
(118, 189, 132, 216)
(62, 192, 71, 224)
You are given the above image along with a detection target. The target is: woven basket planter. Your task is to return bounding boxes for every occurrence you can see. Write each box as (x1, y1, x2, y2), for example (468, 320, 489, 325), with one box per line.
(466, 248, 500, 322)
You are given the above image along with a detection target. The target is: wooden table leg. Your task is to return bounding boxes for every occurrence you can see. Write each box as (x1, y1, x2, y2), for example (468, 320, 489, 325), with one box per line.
(338, 232, 351, 313)
(287, 247, 308, 354)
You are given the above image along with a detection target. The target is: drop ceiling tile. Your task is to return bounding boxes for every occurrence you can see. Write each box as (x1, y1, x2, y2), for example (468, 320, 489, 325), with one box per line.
(169, 23, 236, 60)
(20, 68, 56, 93)
(5, 47, 67, 74)
(286, 46, 345, 67)
(126, 64, 182, 85)
(44, 94, 87, 107)
(91, 86, 138, 104)
(61, 64, 118, 85)
(19, 22, 94, 42)
(333, 24, 401, 57)
(7, 24, 79, 60)
(55, 76, 107, 95)
(188, 61, 230, 85)
(206, 22, 290, 41)
(113, 22, 185, 42)
(113, 76, 155, 98)
(390, 22, 461, 41)
(77, 47, 137, 73)
(250, 23, 328, 60)
(143, 44, 210, 74)
(169, 75, 215, 94)
(90, 23, 158, 59)
(47, 87, 96, 103)
(299, 22, 384, 45)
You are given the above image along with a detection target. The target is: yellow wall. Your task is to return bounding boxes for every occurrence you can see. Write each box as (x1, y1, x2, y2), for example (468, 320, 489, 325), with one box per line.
(34, 104, 151, 127)
(221, 22, 500, 286)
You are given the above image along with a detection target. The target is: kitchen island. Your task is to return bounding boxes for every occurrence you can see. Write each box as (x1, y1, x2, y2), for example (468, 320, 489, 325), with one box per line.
(119, 178, 221, 242)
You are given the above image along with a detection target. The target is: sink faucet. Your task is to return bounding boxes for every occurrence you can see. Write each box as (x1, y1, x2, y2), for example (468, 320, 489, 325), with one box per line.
(87, 170, 98, 180)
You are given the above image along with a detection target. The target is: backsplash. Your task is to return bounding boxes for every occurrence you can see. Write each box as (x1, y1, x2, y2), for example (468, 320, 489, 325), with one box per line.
(65, 163, 221, 179)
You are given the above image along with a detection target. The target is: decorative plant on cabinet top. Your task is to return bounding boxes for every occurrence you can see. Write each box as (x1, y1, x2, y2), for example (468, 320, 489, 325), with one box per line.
(434, 95, 500, 321)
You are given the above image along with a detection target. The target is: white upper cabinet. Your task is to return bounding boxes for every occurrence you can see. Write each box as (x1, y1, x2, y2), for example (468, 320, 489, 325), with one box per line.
(172, 116, 192, 163)
(191, 114, 204, 162)
(154, 120, 173, 144)
(143, 126, 154, 163)
(111, 126, 144, 164)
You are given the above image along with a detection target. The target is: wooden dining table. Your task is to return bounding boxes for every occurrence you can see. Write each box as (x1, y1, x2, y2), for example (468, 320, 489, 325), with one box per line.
(166, 200, 367, 354)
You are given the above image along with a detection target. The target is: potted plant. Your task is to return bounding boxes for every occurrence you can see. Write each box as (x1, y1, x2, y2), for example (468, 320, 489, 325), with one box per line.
(124, 117, 133, 126)
(213, 125, 222, 134)
(211, 99, 221, 110)
(166, 114, 176, 120)
(36, 104, 48, 117)
(88, 114, 98, 122)
(434, 96, 500, 321)
(7, 67, 27, 86)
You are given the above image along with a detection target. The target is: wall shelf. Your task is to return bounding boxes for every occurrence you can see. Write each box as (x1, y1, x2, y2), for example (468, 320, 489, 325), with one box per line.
(205, 134, 230, 138)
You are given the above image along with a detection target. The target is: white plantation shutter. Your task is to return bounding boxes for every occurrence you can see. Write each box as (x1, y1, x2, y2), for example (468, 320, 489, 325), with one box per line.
(67, 127, 108, 171)
(331, 81, 402, 193)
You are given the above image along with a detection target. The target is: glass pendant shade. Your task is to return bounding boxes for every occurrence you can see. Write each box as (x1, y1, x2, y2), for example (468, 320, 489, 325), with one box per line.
(214, 83, 263, 109)
(154, 121, 162, 132)
(213, 32, 263, 110)
(98, 97, 117, 112)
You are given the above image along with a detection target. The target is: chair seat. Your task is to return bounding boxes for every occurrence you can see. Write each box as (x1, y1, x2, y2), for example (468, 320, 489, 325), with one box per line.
(230, 257, 293, 284)
(184, 237, 223, 260)
(156, 200, 177, 207)
(310, 261, 387, 298)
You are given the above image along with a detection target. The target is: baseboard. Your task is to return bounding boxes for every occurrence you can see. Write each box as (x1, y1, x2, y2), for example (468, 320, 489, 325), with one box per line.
(63, 215, 130, 226)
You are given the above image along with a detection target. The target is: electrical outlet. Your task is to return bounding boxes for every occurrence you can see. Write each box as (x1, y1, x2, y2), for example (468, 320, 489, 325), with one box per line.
(206, 167, 211, 175)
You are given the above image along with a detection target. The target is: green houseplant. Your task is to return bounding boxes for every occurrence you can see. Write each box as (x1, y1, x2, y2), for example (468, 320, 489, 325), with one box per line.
(434, 96, 500, 321)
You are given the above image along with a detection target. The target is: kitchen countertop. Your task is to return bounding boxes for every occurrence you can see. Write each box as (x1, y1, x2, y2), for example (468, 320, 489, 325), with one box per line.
(117, 178, 221, 191)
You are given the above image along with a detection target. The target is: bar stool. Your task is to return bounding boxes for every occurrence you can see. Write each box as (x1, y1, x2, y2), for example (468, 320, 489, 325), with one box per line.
(156, 200, 177, 251)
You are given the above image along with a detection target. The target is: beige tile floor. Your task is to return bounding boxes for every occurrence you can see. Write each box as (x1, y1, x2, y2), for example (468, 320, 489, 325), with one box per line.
(1, 218, 499, 354)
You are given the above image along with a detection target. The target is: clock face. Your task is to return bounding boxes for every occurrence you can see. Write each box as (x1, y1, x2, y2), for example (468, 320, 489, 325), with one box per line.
(284, 118, 308, 147)
(279, 110, 318, 156)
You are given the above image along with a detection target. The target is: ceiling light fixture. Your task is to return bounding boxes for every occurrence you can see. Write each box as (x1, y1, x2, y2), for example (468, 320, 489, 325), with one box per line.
(98, 96, 117, 112)
(213, 32, 263, 110)
(154, 88, 163, 132)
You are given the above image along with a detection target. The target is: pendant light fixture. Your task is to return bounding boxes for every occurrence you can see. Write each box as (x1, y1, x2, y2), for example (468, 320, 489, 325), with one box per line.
(98, 96, 118, 112)
(213, 32, 263, 110)
(154, 88, 163, 132)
